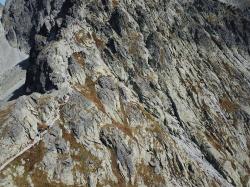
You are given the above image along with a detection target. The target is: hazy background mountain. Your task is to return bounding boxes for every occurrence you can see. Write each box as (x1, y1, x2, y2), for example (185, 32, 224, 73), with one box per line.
(0, 4, 27, 103)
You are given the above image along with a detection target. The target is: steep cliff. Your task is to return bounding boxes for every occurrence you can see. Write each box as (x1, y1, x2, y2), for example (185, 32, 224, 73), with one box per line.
(0, 0, 250, 186)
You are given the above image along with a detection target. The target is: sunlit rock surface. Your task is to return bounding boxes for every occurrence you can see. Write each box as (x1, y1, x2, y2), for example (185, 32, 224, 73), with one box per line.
(0, 0, 249, 186)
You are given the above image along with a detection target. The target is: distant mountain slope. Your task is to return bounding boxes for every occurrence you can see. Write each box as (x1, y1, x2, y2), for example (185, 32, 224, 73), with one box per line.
(218, 0, 250, 8)
(0, 5, 27, 75)
(0, 4, 28, 103)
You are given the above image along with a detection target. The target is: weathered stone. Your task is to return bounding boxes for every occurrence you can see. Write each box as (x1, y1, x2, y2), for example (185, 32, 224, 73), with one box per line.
(0, 0, 249, 186)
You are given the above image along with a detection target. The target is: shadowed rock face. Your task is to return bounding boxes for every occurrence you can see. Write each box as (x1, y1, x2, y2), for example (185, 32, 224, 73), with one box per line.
(0, 0, 250, 186)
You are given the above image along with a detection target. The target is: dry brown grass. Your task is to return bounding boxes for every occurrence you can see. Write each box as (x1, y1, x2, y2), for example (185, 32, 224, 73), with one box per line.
(75, 30, 92, 45)
(160, 48, 165, 64)
(219, 96, 239, 113)
(128, 32, 141, 56)
(62, 128, 101, 174)
(23, 142, 46, 172)
(31, 169, 72, 187)
(0, 119, 72, 187)
(186, 79, 203, 95)
(209, 180, 221, 187)
(37, 122, 49, 132)
(9, 141, 55, 187)
(37, 96, 51, 106)
(103, 122, 134, 140)
(222, 62, 234, 76)
(0, 104, 13, 125)
(204, 131, 223, 151)
(135, 104, 172, 150)
(75, 77, 105, 113)
(112, 0, 119, 7)
(92, 33, 105, 49)
(207, 14, 217, 23)
(137, 163, 165, 186)
(72, 52, 85, 67)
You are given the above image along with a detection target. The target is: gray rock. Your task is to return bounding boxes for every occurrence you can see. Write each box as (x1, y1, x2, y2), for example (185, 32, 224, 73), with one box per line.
(0, 0, 250, 186)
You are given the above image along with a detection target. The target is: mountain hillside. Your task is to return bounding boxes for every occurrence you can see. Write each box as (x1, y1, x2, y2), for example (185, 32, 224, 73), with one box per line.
(0, 0, 250, 186)
(0, 4, 28, 103)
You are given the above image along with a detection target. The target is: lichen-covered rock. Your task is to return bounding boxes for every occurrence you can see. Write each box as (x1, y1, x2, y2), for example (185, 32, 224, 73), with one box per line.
(0, 0, 250, 186)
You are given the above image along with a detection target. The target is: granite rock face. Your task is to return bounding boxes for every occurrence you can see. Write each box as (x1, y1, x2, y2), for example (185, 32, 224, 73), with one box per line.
(0, 0, 250, 186)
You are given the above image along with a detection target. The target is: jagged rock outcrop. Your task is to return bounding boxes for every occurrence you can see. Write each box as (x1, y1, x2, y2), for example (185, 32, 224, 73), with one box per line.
(0, 0, 250, 186)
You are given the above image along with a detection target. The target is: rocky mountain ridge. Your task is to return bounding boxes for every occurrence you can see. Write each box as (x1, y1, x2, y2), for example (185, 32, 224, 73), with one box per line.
(0, 0, 249, 186)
